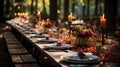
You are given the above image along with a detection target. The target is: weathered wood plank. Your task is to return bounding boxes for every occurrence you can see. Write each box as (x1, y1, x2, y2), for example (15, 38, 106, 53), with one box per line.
(14, 63, 40, 67)
(8, 48, 29, 55)
(11, 54, 37, 64)
(7, 44, 24, 49)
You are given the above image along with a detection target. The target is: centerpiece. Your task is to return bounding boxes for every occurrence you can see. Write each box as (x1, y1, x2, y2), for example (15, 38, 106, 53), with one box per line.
(71, 25, 96, 59)
(72, 25, 93, 47)
(43, 19, 52, 34)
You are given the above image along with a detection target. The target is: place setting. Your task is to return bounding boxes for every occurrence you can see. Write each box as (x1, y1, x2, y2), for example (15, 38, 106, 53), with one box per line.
(43, 42, 72, 51)
(25, 33, 39, 38)
(35, 37, 58, 44)
(23, 30, 37, 34)
(59, 52, 101, 66)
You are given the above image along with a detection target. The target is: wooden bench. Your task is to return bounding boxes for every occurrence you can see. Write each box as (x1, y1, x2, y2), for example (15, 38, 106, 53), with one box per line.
(8, 48, 29, 55)
(7, 44, 24, 49)
(11, 54, 37, 64)
(3, 31, 40, 67)
(14, 63, 40, 67)
(6, 40, 21, 44)
(11, 54, 40, 67)
(5, 38, 18, 41)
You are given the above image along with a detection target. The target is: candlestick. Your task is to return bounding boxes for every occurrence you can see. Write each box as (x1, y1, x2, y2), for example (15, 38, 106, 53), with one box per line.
(37, 11, 41, 21)
(100, 14, 106, 45)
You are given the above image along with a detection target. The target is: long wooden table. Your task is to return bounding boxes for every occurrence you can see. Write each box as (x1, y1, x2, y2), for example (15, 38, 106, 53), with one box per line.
(6, 20, 115, 67)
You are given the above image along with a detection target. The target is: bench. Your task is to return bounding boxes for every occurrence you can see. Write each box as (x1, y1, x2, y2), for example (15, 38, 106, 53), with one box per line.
(3, 31, 40, 67)
(14, 63, 39, 67)
(11, 54, 37, 64)
(8, 48, 29, 55)
(7, 44, 24, 49)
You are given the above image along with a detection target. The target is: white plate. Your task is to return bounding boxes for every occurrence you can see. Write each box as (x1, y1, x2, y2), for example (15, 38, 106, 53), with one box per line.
(60, 54, 100, 64)
(44, 43, 71, 50)
(38, 38, 58, 42)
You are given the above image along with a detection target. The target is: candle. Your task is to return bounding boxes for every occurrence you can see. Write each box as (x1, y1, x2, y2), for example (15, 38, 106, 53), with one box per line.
(68, 13, 72, 22)
(37, 11, 41, 20)
(100, 18, 106, 25)
(100, 14, 106, 26)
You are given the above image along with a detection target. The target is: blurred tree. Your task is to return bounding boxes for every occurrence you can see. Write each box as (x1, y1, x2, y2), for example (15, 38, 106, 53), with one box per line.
(42, 0, 46, 11)
(0, 0, 4, 22)
(35, 0, 38, 13)
(72, 0, 76, 14)
(94, 0, 98, 16)
(64, 0, 69, 21)
(15, 0, 24, 2)
(40, 0, 48, 20)
(81, 0, 86, 17)
(6, 0, 10, 15)
(50, 0, 57, 21)
(99, 0, 103, 15)
(31, 0, 34, 14)
(105, 0, 118, 37)
(87, 0, 90, 17)
(58, 0, 61, 19)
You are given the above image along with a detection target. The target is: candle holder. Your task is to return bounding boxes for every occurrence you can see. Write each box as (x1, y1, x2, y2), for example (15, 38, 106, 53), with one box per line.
(101, 27, 105, 45)
(68, 21, 72, 34)
(100, 14, 106, 45)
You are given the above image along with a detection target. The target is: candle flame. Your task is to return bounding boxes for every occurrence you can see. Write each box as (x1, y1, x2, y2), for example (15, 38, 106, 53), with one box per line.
(102, 14, 105, 18)
(70, 13, 72, 16)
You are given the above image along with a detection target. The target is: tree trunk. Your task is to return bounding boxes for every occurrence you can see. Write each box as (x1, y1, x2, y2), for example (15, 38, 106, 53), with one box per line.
(64, 0, 69, 21)
(6, 0, 10, 15)
(0, 0, 4, 22)
(94, 0, 98, 16)
(10, 0, 14, 18)
(105, 0, 118, 37)
(58, 0, 61, 10)
(15, 0, 24, 2)
(42, 0, 46, 11)
(40, 0, 48, 20)
(82, 5, 85, 17)
(82, 0, 86, 17)
(58, 0, 61, 19)
(87, 0, 90, 17)
(31, 0, 34, 14)
(35, 0, 38, 13)
(50, 0, 57, 21)
(72, 0, 75, 14)
(99, 0, 102, 15)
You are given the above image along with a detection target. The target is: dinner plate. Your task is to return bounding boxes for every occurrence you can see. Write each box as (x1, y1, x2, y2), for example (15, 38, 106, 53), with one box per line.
(29, 34, 39, 37)
(60, 54, 100, 64)
(24, 31, 37, 34)
(44, 43, 72, 50)
(37, 38, 58, 43)
(40, 34, 49, 37)
(31, 35, 45, 38)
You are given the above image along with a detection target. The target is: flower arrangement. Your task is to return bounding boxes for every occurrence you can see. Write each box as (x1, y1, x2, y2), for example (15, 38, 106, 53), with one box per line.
(71, 25, 95, 47)
(43, 20, 52, 28)
(43, 20, 52, 33)
(72, 25, 93, 38)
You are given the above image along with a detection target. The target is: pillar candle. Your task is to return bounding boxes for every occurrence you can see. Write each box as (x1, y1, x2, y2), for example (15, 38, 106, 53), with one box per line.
(100, 18, 106, 25)
(68, 14, 72, 22)
(100, 14, 106, 27)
